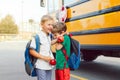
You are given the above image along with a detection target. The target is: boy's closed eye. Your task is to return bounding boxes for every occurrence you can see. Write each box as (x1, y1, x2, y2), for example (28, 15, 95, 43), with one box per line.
(48, 24, 53, 26)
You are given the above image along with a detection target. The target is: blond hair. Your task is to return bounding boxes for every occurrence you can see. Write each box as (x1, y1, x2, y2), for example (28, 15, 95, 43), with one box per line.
(40, 15, 54, 24)
(52, 22, 67, 34)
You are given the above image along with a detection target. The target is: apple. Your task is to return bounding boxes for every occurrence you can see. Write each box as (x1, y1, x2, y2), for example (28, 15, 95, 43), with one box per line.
(49, 59, 56, 65)
(57, 36, 64, 43)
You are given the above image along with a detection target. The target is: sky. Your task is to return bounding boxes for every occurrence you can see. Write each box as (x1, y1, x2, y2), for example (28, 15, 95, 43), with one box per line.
(0, 0, 47, 25)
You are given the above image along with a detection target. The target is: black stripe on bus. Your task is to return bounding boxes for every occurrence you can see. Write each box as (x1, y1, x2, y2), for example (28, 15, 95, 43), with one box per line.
(70, 26, 120, 36)
(65, 5, 120, 22)
(66, 0, 90, 9)
(81, 45, 120, 51)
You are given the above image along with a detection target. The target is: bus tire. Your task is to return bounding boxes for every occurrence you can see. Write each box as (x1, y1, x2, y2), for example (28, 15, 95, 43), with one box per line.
(82, 53, 98, 62)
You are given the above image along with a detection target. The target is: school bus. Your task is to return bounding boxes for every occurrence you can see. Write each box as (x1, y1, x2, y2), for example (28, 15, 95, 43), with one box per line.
(40, 0, 120, 61)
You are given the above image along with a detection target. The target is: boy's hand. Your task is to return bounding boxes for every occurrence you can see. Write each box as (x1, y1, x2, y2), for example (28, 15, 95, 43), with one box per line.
(42, 56, 52, 62)
(61, 31, 69, 36)
(55, 43, 63, 50)
(51, 38, 57, 45)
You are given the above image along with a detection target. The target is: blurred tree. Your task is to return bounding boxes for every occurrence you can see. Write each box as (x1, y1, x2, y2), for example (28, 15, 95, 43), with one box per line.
(29, 19, 35, 32)
(0, 14, 18, 34)
(29, 19, 34, 24)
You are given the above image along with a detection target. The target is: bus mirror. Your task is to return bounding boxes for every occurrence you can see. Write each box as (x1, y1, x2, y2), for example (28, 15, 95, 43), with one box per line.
(56, 6, 67, 22)
(40, 0, 45, 7)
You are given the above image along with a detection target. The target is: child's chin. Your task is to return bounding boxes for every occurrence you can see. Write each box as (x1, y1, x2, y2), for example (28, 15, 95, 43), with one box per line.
(48, 30, 52, 33)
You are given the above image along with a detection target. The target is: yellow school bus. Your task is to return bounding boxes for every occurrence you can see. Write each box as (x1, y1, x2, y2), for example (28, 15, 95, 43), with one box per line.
(40, 0, 120, 61)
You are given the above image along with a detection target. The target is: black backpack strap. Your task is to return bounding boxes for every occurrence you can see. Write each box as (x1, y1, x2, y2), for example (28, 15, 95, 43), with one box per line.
(49, 33, 53, 40)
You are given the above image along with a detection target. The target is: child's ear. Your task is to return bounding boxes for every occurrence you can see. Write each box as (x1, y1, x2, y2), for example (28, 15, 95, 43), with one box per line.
(61, 31, 65, 34)
(40, 23, 43, 26)
(60, 31, 66, 36)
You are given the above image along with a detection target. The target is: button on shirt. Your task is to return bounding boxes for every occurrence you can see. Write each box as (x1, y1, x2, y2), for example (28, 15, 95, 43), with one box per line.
(30, 31, 54, 70)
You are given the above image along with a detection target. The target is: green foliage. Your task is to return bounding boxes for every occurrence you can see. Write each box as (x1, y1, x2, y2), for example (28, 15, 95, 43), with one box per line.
(0, 14, 18, 34)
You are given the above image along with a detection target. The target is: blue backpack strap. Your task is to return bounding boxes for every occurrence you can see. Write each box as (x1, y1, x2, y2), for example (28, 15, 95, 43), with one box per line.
(34, 34, 40, 53)
(31, 34, 40, 65)
(49, 33, 53, 40)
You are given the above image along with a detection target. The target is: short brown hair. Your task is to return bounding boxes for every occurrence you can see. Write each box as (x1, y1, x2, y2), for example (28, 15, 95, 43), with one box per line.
(52, 22, 67, 34)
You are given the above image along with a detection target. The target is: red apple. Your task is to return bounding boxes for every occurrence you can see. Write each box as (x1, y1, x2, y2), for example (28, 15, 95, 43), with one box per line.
(57, 36, 64, 43)
(49, 59, 56, 65)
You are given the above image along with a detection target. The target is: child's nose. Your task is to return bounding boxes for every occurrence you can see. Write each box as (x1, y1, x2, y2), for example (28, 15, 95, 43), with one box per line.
(50, 25, 53, 29)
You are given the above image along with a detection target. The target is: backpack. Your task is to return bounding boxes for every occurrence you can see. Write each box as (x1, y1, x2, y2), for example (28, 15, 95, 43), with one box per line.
(62, 35, 81, 70)
(24, 34, 40, 77)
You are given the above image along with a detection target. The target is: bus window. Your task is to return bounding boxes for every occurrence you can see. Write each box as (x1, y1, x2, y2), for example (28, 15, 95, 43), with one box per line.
(54, 0, 59, 11)
(48, 0, 54, 13)
(64, 0, 79, 6)
(48, 0, 59, 13)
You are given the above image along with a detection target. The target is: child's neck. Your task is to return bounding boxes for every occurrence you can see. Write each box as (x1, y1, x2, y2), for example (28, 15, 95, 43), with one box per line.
(42, 30, 49, 36)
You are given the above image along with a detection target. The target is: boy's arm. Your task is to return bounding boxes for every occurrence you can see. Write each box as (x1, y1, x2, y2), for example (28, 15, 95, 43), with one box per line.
(51, 38, 57, 45)
(29, 49, 52, 62)
(29, 38, 52, 62)
(55, 43, 63, 50)
(61, 31, 69, 36)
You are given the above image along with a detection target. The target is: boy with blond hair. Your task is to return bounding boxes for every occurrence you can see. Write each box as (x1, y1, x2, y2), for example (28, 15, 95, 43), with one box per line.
(29, 15, 55, 80)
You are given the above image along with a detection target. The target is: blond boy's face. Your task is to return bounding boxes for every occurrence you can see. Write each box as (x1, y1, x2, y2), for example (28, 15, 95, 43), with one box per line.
(41, 20, 54, 34)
